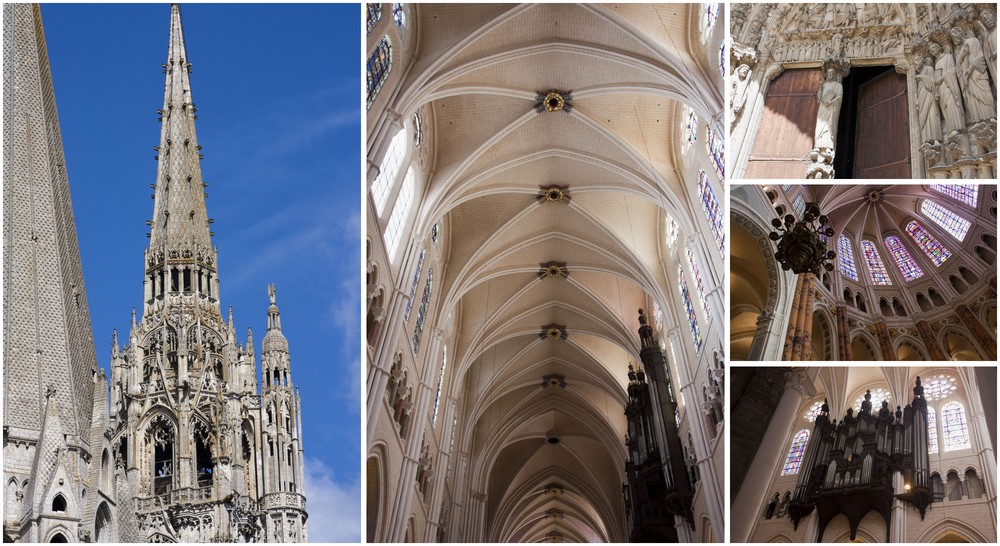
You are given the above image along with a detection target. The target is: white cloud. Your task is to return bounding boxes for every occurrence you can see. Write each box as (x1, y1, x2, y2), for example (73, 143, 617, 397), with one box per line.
(303, 457, 361, 543)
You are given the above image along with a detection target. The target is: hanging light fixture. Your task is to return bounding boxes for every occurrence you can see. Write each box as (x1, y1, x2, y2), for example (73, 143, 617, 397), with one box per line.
(769, 201, 836, 275)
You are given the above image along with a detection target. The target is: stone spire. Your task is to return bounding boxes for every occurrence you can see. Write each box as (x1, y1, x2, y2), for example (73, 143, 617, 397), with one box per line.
(148, 3, 213, 251)
(3, 2, 98, 441)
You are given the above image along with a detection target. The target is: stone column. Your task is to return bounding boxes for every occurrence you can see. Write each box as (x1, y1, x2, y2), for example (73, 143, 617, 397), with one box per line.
(875, 322, 897, 361)
(956, 304, 997, 359)
(732, 370, 815, 542)
(799, 277, 816, 361)
(782, 275, 805, 360)
(915, 321, 947, 360)
(748, 310, 773, 360)
(835, 306, 852, 360)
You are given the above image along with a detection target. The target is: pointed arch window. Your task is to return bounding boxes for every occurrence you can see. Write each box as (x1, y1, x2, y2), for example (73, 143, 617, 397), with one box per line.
(685, 111, 699, 146)
(371, 128, 407, 216)
(367, 3, 382, 33)
(403, 249, 425, 322)
(384, 167, 415, 261)
(792, 195, 806, 218)
(922, 374, 957, 401)
(884, 235, 924, 282)
(930, 183, 978, 207)
(905, 221, 952, 266)
(678, 264, 702, 351)
(920, 200, 971, 241)
(781, 430, 810, 475)
(804, 400, 825, 422)
(392, 3, 406, 27)
(686, 246, 711, 320)
(941, 401, 970, 451)
(411, 267, 433, 354)
(366, 36, 392, 109)
(698, 169, 725, 256)
(838, 235, 858, 281)
(927, 406, 938, 454)
(853, 387, 891, 414)
(665, 216, 679, 248)
(706, 126, 725, 180)
(861, 240, 892, 285)
(413, 112, 423, 148)
(705, 3, 719, 31)
(719, 42, 726, 78)
(432, 345, 447, 425)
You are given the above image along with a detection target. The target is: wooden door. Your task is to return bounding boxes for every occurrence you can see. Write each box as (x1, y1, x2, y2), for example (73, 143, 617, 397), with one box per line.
(853, 70, 910, 178)
(745, 68, 823, 179)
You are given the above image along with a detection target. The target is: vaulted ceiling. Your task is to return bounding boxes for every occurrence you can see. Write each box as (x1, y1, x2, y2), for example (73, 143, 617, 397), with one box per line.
(381, 4, 723, 541)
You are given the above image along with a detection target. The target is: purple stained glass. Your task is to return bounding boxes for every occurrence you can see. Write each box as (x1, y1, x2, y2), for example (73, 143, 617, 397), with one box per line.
(367, 3, 382, 33)
(367, 36, 392, 109)
(719, 42, 725, 79)
(884, 235, 924, 282)
(687, 246, 711, 319)
(921, 200, 971, 241)
(685, 111, 699, 145)
(678, 264, 702, 351)
(941, 401, 970, 451)
(930, 183, 978, 207)
(698, 169, 725, 256)
(781, 430, 810, 476)
(706, 126, 725, 180)
(403, 249, 425, 322)
(838, 235, 858, 281)
(905, 221, 952, 266)
(706, 3, 719, 31)
(861, 240, 892, 286)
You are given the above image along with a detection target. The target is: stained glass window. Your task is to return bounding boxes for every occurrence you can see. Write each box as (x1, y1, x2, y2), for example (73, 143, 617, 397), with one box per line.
(930, 183, 978, 207)
(921, 200, 971, 241)
(371, 128, 406, 216)
(384, 167, 414, 261)
(678, 265, 702, 351)
(927, 406, 938, 454)
(853, 387, 891, 414)
(685, 110, 699, 145)
(367, 36, 392, 110)
(719, 42, 726, 79)
(884, 235, 924, 282)
(367, 3, 382, 33)
(804, 401, 825, 422)
(413, 112, 423, 148)
(666, 216, 679, 248)
(705, 3, 719, 31)
(687, 246, 711, 319)
(782, 184, 792, 191)
(392, 3, 405, 27)
(838, 235, 858, 281)
(403, 249, 425, 322)
(653, 301, 663, 329)
(922, 374, 957, 401)
(432, 345, 447, 425)
(781, 430, 810, 476)
(698, 169, 725, 255)
(792, 195, 806, 218)
(447, 414, 457, 477)
(941, 401, 970, 451)
(412, 266, 433, 354)
(861, 240, 892, 286)
(706, 126, 725, 180)
(905, 221, 952, 266)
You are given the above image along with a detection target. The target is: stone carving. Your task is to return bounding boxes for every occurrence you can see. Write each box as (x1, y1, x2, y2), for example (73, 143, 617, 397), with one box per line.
(915, 56, 943, 147)
(815, 68, 845, 151)
(952, 27, 995, 125)
(980, 11, 997, 89)
(931, 41, 967, 139)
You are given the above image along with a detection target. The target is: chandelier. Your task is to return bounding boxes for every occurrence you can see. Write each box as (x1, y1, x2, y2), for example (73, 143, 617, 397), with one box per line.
(769, 202, 836, 275)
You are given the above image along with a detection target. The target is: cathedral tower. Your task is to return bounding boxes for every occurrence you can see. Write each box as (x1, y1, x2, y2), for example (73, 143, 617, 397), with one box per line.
(107, 5, 306, 542)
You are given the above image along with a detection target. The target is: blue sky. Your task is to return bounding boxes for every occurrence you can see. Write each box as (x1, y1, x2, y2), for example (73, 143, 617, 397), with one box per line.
(41, 4, 361, 541)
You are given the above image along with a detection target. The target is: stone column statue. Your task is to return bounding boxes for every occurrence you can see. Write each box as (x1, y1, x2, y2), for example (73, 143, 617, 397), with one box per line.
(915, 56, 944, 144)
(731, 63, 752, 121)
(932, 41, 966, 137)
(815, 68, 845, 150)
(980, 11, 997, 90)
(952, 27, 995, 124)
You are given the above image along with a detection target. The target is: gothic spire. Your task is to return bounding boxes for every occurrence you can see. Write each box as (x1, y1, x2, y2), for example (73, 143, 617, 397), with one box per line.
(148, 4, 212, 251)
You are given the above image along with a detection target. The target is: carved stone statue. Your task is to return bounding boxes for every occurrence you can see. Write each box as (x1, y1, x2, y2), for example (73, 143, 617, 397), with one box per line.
(731, 63, 752, 120)
(815, 68, 844, 151)
(831, 3, 855, 28)
(931, 41, 966, 137)
(952, 27, 995, 124)
(980, 11, 997, 89)
(915, 56, 944, 144)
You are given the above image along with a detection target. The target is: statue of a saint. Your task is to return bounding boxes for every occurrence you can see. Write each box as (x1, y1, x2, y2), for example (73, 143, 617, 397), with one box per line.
(915, 56, 943, 144)
(815, 68, 844, 151)
(931, 42, 966, 137)
(731, 63, 752, 119)
(953, 27, 995, 124)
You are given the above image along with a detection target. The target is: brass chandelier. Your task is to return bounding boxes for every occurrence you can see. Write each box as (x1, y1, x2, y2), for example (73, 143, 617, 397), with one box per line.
(769, 202, 836, 275)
